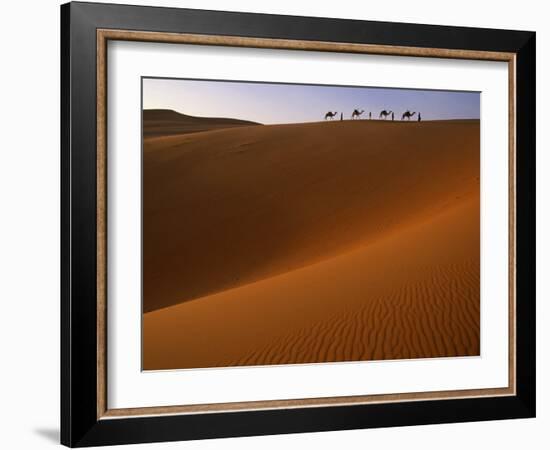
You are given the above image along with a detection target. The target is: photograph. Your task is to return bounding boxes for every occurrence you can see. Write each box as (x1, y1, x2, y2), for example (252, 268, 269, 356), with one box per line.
(55, 1, 537, 447)
(141, 78, 481, 371)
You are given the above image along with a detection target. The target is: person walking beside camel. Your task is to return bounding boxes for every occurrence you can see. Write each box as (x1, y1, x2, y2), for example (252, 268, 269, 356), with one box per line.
(418, 113, 422, 122)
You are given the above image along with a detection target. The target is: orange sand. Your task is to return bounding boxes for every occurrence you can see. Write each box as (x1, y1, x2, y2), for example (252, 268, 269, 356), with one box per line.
(142, 118, 480, 370)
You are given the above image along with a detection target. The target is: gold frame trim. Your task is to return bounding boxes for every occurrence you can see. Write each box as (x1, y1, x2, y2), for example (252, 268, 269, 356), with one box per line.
(96, 29, 517, 420)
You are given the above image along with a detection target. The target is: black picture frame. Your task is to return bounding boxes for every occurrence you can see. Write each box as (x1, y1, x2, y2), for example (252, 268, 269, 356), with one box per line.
(61, 1, 536, 447)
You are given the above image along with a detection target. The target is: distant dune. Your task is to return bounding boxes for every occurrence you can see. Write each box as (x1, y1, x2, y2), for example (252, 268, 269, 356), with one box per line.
(142, 118, 480, 369)
(143, 109, 261, 138)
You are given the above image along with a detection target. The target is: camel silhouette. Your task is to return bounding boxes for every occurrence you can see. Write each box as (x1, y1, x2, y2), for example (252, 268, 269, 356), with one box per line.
(351, 109, 364, 120)
(401, 110, 417, 121)
(379, 110, 393, 120)
(325, 111, 338, 120)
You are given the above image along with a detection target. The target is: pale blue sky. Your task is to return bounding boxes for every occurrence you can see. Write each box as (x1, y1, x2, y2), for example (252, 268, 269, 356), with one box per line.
(143, 77, 480, 124)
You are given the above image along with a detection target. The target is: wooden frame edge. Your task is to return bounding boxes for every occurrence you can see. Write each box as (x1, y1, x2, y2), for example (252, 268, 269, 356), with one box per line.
(508, 55, 517, 395)
(100, 387, 516, 419)
(95, 28, 517, 420)
(98, 28, 515, 61)
(97, 29, 108, 419)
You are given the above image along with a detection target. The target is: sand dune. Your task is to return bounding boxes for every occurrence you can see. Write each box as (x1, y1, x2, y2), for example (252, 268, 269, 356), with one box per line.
(142, 118, 480, 370)
(143, 109, 261, 138)
(143, 119, 479, 313)
(143, 194, 479, 370)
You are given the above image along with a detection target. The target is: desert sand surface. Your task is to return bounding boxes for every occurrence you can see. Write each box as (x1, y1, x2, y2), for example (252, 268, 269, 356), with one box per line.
(143, 118, 480, 369)
(143, 109, 260, 138)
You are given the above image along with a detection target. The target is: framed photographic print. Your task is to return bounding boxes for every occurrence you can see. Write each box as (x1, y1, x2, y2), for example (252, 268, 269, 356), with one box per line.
(60, 1, 536, 447)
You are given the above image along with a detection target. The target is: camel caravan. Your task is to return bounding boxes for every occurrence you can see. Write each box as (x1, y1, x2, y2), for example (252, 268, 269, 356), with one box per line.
(324, 109, 422, 122)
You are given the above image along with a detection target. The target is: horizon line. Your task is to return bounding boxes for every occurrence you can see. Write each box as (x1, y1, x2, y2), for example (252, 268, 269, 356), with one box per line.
(143, 107, 480, 126)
